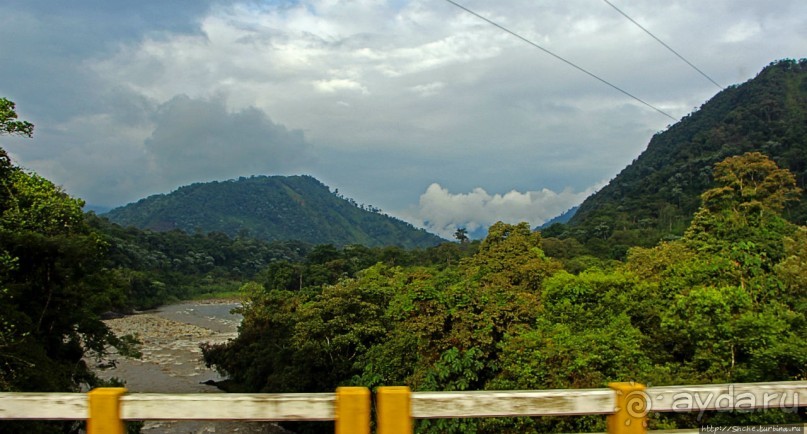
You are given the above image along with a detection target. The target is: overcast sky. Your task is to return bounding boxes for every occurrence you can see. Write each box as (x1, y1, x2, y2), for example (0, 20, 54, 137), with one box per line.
(1, 0, 805, 238)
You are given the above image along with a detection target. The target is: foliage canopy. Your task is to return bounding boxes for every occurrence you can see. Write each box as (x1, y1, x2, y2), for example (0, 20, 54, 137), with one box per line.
(565, 59, 807, 258)
(104, 175, 444, 248)
(204, 153, 807, 433)
(4, 67, 807, 433)
(1, 100, 140, 433)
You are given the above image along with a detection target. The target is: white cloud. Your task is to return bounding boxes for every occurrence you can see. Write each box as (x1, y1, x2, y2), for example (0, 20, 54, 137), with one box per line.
(407, 182, 603, 239)
(721, 21, 762, 43)
(409, 81, 445, 97)
(313, 78, 370, 94)
(3, 0, 807, 227)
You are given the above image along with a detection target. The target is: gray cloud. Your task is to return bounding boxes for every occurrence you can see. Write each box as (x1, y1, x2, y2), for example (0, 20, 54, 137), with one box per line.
(2, 0, 806, 228)
(144, 95, 315, 188)
(0, 0, 214, 122)
(4, 93, 315, 207)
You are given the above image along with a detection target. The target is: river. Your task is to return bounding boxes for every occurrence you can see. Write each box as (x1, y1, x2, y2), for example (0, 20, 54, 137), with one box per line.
(96, 300, 288, 434)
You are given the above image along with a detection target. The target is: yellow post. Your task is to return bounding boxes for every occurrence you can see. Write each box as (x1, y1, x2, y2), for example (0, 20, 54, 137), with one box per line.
(377, 386, 412, 434)
(87, 387, 127, 434)
(607, 382, 648, 434)
(335, 386, 370, 434)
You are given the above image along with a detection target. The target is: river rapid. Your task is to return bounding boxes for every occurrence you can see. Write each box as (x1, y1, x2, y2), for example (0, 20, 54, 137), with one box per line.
(96, 301, 287, 434)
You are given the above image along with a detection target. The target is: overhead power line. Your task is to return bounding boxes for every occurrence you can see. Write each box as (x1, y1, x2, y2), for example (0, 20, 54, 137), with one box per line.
(442, 0, 677, 121)
(601, 0, 724, 90)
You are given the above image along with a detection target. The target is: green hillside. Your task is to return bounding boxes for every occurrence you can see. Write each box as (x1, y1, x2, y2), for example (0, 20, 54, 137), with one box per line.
(564, 59, 807, 255)
(103, 175, 444, 248)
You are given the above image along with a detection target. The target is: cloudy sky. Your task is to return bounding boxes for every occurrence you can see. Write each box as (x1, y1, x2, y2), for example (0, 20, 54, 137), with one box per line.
(1, 0, 805, 238)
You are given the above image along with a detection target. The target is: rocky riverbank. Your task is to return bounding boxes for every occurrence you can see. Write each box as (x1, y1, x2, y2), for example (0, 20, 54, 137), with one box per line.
(98, 305, 236, 393)
(95, 301, 289, 434)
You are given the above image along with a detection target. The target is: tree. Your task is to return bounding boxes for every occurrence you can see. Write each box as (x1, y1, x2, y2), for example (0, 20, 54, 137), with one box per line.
(0, 98, 34, 138)
(468, 222, 560, 290)
(1, 98, 32, 207)
(1, 99, 140, 433)
(638, 153, 807, 387)
(699, 152, 801, 217)
(776, 227, 807, 302)
(453, 227, 469, 243)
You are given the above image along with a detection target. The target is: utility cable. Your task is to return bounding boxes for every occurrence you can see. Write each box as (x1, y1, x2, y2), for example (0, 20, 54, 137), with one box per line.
(443, 0, 677, 121)
(602, 0, 724, 90)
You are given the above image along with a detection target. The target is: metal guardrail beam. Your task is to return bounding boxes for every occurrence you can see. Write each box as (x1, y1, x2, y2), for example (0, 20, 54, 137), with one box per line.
(0, 393, 87, 419)
(646, 381, 807, 412)
(0, 391, 337, 421)
(120, 392, 335, 420)
(0, 387, 368, 434)
(410, 388, 616, 418)
(1, 381, 805, 434)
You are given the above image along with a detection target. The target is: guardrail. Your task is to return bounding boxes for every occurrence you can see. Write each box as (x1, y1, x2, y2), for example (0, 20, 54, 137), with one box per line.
(0, 381, 804, 434)
(379, 381, 806, 434)
(0, 387, 369, 434)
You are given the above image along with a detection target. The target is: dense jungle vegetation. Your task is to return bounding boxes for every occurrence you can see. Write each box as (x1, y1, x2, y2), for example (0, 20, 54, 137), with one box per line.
(2, 60, 807, 433)
(1, 98, 142, 433)
(203, 152, 807, 433)
(0, 98, 475, 433)
(558, 59, 807, 259)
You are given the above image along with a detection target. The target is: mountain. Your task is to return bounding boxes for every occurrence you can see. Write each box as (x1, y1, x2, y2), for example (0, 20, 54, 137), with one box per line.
(84, 204, 112, 214)
(538, 206, 579, 229)
(103, 175, 445, 248)
(566, 59, 807, 250)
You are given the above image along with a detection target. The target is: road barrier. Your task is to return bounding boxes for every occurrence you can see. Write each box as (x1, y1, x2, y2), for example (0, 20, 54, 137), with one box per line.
(0, 381, 804, 434)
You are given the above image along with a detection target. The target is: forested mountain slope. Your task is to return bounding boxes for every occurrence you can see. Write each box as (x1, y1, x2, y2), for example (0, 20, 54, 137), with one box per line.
(565, 59, 807, 252)
(104, 175, 444, 248)
(205, 153, 807, 433)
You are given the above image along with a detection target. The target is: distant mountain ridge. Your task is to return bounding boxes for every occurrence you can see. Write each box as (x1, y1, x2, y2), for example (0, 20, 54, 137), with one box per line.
(103, 175, 445, 248)
(538, 206, 578, 229)
(566, 59, 807, 248)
